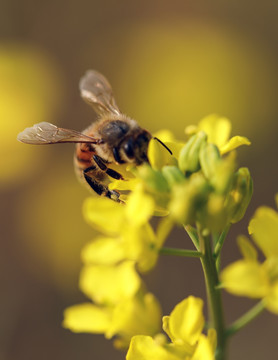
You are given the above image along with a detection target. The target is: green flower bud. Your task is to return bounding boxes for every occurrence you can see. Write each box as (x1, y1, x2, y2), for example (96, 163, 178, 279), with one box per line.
(226, 167, 253, 223)
(199, 193, 229, 232)
(199, 143, 221, 179)
(137, 165, 169, 193)
(169, 173, 209, 224)
(178, 131, 207, 175)
(210, 154, 236, 195)
(162, 166, 185, 187)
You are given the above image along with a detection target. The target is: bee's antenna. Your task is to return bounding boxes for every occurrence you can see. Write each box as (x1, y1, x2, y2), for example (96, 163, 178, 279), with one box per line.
(153, 137, 172, 155)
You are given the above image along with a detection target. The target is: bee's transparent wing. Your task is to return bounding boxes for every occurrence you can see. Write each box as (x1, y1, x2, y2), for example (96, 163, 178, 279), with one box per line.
(17, 122, 101, 144)
(79, 70, 121, 116)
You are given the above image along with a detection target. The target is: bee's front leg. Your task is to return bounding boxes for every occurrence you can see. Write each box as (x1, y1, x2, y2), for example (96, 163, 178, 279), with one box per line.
(83, 166, 121, 202)
(93, 154, 124, 180)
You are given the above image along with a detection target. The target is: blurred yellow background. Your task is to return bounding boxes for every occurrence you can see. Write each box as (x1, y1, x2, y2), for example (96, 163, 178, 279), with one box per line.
(1, 1, 278, 359)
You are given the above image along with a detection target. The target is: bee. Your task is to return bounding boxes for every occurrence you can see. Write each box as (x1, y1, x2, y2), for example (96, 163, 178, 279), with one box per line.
(17, 70, 171, 201)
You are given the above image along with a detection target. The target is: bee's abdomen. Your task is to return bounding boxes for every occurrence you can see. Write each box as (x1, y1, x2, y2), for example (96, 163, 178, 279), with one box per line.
(75, 143, 94, 170)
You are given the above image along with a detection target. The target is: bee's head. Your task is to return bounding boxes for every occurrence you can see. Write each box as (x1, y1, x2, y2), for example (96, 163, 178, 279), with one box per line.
(100, 118, 151, 165)
(121, 130, 152, 165)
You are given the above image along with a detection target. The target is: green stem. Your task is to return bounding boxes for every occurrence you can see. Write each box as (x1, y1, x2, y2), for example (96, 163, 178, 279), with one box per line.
(198, 228, 227, 360)
(226, 301, 265, 337)
(159, 247, 202, 258)
(213, 224, 231, 260)
(184, 225, 199, 250)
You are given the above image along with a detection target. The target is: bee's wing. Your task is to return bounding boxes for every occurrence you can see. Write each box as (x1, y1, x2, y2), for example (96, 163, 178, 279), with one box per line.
(79, 70, 121, 116)
(17, 122, 101, 144)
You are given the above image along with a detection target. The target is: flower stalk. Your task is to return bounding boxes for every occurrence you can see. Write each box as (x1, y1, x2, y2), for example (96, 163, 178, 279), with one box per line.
(160, 247, 202, 258)
(226, 301, 265, 337)
(199, 228, 227, 360)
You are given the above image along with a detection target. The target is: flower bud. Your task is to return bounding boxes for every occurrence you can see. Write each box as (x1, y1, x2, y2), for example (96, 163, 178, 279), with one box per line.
(169, 173, 209, 224)
(137, 164, 169, 193)
(225, 167, 253, 223)
(178, 131, 207, 175)
(199, 142, 221, 179)
(162, 166, 185, 187)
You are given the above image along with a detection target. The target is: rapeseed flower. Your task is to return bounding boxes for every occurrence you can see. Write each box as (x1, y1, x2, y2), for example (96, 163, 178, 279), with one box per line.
(221, 199, 278, 314)
(83, 186, 160, 272)
(64, 115, 253, 357)
(126, 296, 216, 360)
(63, 289, 162, 349)
(185, 114, 251, 155)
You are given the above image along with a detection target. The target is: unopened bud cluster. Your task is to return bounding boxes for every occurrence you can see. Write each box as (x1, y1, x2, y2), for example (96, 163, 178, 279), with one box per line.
(137, 126, 252, 232)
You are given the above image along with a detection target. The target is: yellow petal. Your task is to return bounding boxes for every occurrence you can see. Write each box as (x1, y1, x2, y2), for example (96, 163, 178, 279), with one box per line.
(192, 334, 215, 360)
(207, 328, 217, 353)
(126, 186, 155, 226)
(153, 129, 176, 142)
(265, 282, 278, 314)
(107, 292, 162, 341)
(130, 225, 159, 273)
(83, 197, 125, 235)
(62, 303, 112, 333)
(81, 237, 125, 265)
(198, 114, 231, 148)
(79, 261, 141, 305)
(152, 130, 184, 160)
(156, 217, 174, 248)
(220, 136, 251, 155)
(126, 335, 180, 360)
(248, 206, 278, 257)
(237, 235, 258, 261)
(109, 177, 141, 191)
(148, 138, 173, 170)
(167, 296, 204, 346)
(165, 141, 185, 159)
(221, 260, 269, 298)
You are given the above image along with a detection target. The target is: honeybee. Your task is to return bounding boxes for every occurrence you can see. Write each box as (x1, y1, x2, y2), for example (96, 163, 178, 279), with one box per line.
(17, 70, 171, 201)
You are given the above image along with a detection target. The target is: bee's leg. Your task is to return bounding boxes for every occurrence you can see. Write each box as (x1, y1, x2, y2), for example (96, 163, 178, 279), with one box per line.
(83, 166, 121, 202)
(93, 155, 124, 180)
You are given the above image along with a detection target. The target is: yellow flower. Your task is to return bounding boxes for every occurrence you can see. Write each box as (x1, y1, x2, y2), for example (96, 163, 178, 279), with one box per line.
(63, 291, 162, 349)
(148, 129, 184, 170)
(126, 296, 216, 360)
(83, 187, 159, 272)
(63, 303, 112, 334)
(108, 292, 162, 349)
(162, 296, 204, 348)
(221, 199, 278, 314)
(79, 261, 141, 305)
(185, 114, 251, 155)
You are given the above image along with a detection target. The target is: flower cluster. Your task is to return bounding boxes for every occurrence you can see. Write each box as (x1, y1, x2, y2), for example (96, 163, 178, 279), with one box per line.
(63, 192, 163, 348)
(110, 114, 252, 233)
(63, 114, 255, 359)
(127, 296, 216, 360)
(221, 196, 278, 314)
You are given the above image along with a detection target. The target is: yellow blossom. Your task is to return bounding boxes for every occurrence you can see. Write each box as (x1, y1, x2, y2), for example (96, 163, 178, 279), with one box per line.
(126, 296, 215, 360)
(148, 129, 184, 169)
(63, 291, 162, 348)
(83, 187, 159, 272)
(221, 200, 278, 314)
(162, 296, 205, 349)
(185, 114, 251, 155)
(63, 303, 112, 333)
(108, 292, 162, 349)
(248, 205, 278, 258)
(81, 236, 126, 265)
(79, 261, 141, 305)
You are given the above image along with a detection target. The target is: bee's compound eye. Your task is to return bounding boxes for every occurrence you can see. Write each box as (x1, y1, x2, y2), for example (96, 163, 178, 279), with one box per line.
(137, 133, 150, 146)
(123, 138, 134, 159)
